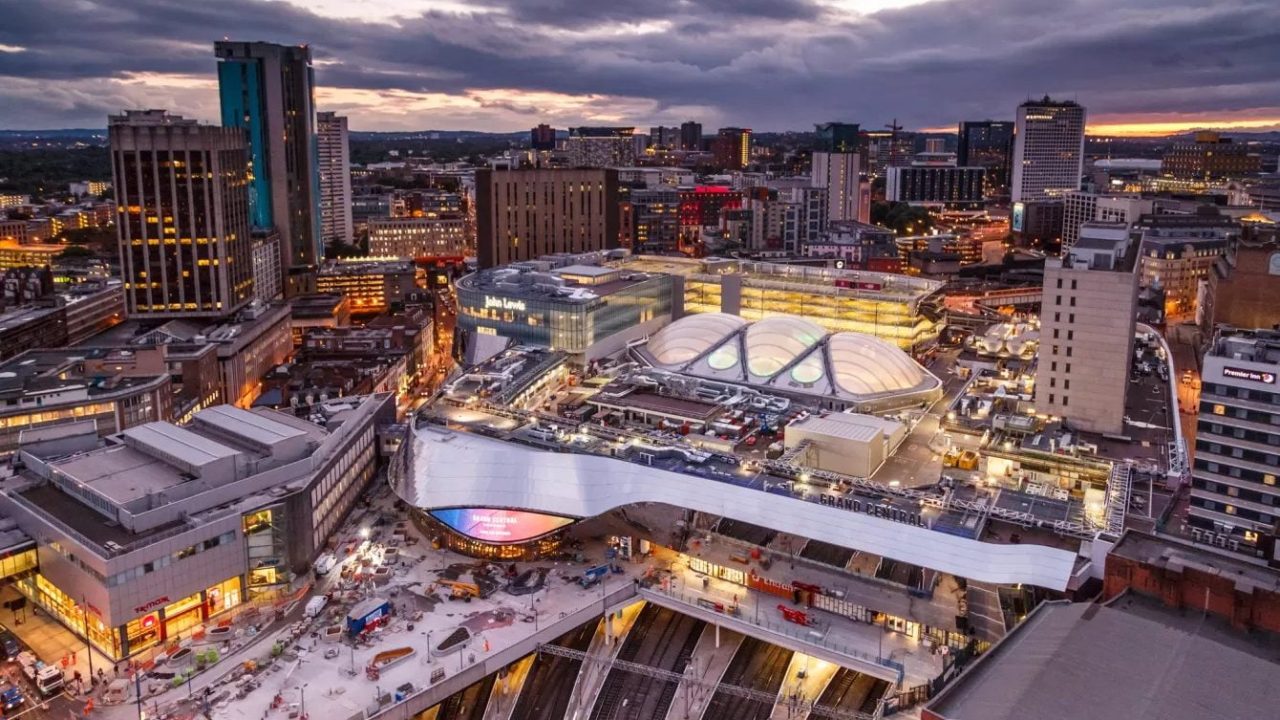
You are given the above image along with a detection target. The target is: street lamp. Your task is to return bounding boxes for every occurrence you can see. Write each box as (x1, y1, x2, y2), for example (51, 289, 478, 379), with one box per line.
(299, 683, 308, 719)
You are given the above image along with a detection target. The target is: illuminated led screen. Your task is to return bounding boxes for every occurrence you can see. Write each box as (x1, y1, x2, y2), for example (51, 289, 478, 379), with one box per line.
(429, 508, 576, 544)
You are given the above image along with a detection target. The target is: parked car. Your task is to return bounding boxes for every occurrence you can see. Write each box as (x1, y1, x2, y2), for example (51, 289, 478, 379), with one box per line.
(0, 628, 19, 662)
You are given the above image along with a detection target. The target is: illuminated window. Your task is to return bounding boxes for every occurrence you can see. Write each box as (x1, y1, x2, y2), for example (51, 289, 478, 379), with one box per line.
(1224, 505, 1236, 515)
(1212, 404, 1226, 416)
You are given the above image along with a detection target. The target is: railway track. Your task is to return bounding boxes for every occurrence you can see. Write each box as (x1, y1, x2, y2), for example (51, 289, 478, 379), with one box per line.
(589, 605, 706, 720)
(509, 619, 599, 720)
(815, 669, 891, 715)
(701, 636, 793, 720)
(435, 673, 495, 720)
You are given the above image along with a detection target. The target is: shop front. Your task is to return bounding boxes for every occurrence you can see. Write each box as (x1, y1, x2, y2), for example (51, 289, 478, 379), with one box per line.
(16, 573, 245, 660)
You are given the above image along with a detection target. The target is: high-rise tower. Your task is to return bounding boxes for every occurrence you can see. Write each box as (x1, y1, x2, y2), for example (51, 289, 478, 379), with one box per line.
(215, 41, 321, 294)
(110, 110, 255, 318)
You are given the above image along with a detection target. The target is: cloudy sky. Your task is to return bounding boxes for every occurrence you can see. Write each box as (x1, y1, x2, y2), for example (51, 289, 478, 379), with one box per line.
(1, 0, 1278, 134)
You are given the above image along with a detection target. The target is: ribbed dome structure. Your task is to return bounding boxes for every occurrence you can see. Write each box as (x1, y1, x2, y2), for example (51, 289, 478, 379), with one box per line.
(646, 313, 746, 366)
(640, 313, 942, 410)
(744, 315, 826, 378)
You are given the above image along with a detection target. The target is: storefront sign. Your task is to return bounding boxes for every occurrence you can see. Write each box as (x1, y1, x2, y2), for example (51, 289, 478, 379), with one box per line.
(1222, 366, 1276, 384)
(134, 596, 169, 614)
(484, 296, 526, 312)
(817, 494, 926, 527)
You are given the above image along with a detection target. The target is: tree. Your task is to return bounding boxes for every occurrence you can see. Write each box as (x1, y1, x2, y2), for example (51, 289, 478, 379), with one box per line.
(56, 245, 97, 261)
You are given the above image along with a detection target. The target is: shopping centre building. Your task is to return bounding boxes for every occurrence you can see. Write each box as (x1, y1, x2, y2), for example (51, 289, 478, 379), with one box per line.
(0, 394, 396, 659)
(455, 261, 674, 361)
(454, 253, 945, 364)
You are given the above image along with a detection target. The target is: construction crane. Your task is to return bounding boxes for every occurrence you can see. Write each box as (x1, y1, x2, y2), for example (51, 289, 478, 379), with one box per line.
(885, 118, 904, 167)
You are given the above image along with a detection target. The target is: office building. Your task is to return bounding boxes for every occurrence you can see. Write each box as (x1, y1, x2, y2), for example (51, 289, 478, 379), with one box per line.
(109, 110, 255, 319)
(1188, 328, 1280, 561)
(1162, 132, 1260, 181)
(862, 131, 915, 176)
(530, 124, 556, 151)
(1136, 210, 1238, 320)
(475, 168, 619, 268)
(250, 229, 282, 303)
(316, 111, 353, 247)
(316, 259, 420, 314)
(69, 180, 111, 198)
(0, 195, 29, 210)
(621, 187, 680, 253)
(803, 220, 898, 268)
(368, 216, 467, 259)
(885, 166, 986, 209)
(1034, 223, 1137, 434)
(811, 151, 866, 222)
(289, 293, 352, 346)
(648, 126, 679, 149)
(679, 121, 702, 151)
(957, 121, 1014, 197)
(713, 127, 752, 170)
(1061, 192, 1154, 251)
(1011, 98, 1086, 203)
(565, 127, 635, 168)
(0, 395, 395, 659)
(0, 240, 64, 269)
(815, 122, 860, 153)
(215, 41, 322, 290)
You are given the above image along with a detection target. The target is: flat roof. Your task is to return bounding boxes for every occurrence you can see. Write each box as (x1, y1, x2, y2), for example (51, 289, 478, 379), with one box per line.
(926, 595, 1280, 720)
(554, 265, 616, 278)
(591, 389, 721, 422)
(790, 413, 902, 443)
(1109, 530, 1280, 594)
(122, 423, 240, 467)
(197, 405, 310, 447)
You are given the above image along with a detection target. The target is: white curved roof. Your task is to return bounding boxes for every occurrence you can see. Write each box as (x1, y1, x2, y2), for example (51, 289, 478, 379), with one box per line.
(828, 333, 925, 396)
(642, 313, 941, 405)
(400, 428, 1078, 590)
(744, 315, 826, 378)
(647, 313, 746, 366)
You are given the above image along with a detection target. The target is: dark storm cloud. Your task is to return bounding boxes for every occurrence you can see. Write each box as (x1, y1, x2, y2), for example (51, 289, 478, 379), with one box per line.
(0, 0, 1278, 130)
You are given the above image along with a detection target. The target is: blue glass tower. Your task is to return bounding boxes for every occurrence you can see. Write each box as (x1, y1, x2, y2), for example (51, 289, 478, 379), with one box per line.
(215, 41, 322, 292)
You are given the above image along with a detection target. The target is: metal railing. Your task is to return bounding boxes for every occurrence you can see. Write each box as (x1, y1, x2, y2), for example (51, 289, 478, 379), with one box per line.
(639, 586, 905, 683)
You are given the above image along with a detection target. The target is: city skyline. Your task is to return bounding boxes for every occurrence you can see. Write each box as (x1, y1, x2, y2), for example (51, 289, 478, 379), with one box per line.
(0, 0, 1277, 135)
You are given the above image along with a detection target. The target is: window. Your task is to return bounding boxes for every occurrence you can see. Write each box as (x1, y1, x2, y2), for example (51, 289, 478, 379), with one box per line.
(1064, 379, 1070, 390)
(1067, 331, 1074, 341)
(1227, 486, 1239, 497)
(1069, 314, 1075, 323)
(1053, 329, 1060, 339)
(1265, 474, 1276, 486)
(1225, 505, 1237, 515)
(1049, 394, 1055, 404)
(1213, 404, 1225, 416)
(1056, 278, 1063, 289)
(1050, 378, 1056, 388)
(1071, 280, 1078, 290)
(1066, 347, 1073, 357)
(1063, 396, 1069, 407)
(1070, 297, 1076, 307)
(1051, 362, 1057, 372)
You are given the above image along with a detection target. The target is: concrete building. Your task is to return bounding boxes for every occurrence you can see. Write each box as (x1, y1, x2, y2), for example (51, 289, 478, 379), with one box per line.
(475, 168, 619, 268)
(109, 110, 255, 319)
(1011, 97, 1086, 203)
(529, 124, 556, 152)
(679, 121, 702, 151)
(814, 122, 860, 153)
(803, 220, 897, 268)
(250, 229, 282, 303)
(315, 259, 420, 314)
(0, 395, 395, 659)
(215, 41, 321, 294)
(810, 151, 866, 222)
(713, 127, 752, 170)
(784, 413, 906, 477)
(1162, 131, 1260, 181)
(289, 293, 352, 346)
(885, 166, 985, 209)
(1136, 210, 1238, 321)
(1061, 192, 1154, 251)
(368, 216, 467, 259)
(0, 240, 64, 269)
(69, 180, 111, 198)
(0, 346, 172, 455)
(1212, 237, 1280, 331)
(620, 187, 679, 253)
(1188, 328, 1280, 561)
(316, 111, 353, 248)
(565, 127, 635, 168)
(1034, 222, 1137, 434)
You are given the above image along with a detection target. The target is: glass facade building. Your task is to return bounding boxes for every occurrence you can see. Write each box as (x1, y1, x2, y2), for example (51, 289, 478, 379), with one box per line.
(457, 271, 673, 356)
